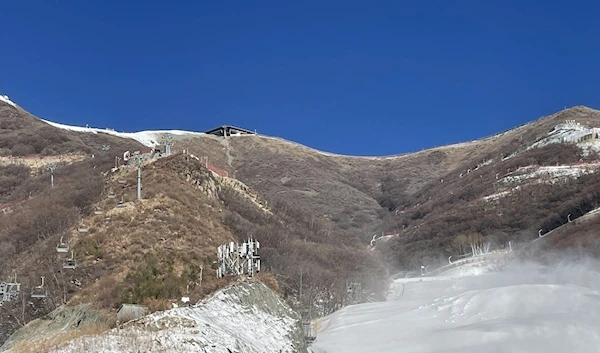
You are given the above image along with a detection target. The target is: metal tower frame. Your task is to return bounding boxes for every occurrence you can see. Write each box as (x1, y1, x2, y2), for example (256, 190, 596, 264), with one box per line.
(216, 238, 261, 278)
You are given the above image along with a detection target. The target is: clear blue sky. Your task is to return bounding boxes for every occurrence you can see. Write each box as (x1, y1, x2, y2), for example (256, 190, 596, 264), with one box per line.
(1, 1, 599, 156)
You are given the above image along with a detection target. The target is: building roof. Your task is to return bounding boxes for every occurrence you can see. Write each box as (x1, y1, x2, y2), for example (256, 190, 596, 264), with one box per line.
(117, 303, 148, 312)
(204, 125, 256, 136)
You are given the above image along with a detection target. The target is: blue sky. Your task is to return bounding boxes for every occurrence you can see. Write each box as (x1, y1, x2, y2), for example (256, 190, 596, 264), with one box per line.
(1, 1, 599, 156)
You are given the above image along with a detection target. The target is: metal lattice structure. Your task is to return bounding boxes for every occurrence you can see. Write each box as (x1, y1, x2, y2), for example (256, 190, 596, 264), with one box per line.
(0, 275, 21, 305)
(161, 134, 173, 156)
(216, 239, 261, 278)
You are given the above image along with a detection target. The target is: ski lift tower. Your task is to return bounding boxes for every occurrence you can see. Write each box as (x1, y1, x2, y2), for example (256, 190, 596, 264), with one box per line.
(48, 164, 56, 188)
(162, 134, 173, 156)
(135, 158, 143, 200)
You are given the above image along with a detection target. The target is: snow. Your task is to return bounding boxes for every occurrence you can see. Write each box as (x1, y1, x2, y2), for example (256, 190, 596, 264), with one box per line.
(529, 122, 600, 153)
(501, 164, 599, 184)
(310, 260, 600, 353)
(41, 119, 206, 147)
(482, 189, 513, 202)
(531, 122, 596, 148)
(50, 282, 299, 353)
(0, 95, 16, 107)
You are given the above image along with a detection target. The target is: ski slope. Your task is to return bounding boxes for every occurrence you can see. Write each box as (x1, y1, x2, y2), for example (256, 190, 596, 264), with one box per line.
(310, 260, 600, 353)
(41, 119, 207, 147)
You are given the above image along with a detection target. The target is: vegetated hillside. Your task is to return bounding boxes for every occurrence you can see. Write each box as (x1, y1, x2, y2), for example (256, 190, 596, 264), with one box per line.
(177, 106, 600, 267)
(0, 151, 386, 348)
(0, 100, 145, 156)
(4, 98, 600, 346)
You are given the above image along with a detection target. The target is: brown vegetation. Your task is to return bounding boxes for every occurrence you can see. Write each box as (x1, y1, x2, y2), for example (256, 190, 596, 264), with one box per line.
(4, 102, 600, 346)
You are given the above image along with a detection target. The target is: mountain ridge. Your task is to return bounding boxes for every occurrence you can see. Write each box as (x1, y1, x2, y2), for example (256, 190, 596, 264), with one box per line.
(2, 95, 600, 351)
(5, 93, 598, 159)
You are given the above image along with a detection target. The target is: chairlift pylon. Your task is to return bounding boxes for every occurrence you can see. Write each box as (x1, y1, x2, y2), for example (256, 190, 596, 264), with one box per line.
(56, 236, 69, 253)
(31, 277, 47, 298)
(62, 251, 76, 269)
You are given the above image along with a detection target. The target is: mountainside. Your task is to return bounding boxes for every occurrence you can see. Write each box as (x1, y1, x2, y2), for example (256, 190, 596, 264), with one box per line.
(2, 95, 600, 350)
(0, 98, 385, 349)
(178, 106, 600, 267)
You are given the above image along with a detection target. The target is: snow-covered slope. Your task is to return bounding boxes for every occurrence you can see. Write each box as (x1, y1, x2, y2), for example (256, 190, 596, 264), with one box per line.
(0, 95, 16, 107)
(41, 119, 206, 147)
(530, 120, 600, 152)
(310, 260, 600, 353)
(48, 282, 305, 353)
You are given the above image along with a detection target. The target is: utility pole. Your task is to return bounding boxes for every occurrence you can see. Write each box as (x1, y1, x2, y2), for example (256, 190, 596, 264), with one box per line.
(48, 165, 56, 188)
(136, 159, 142, 200)
(299, 267, 303, 307)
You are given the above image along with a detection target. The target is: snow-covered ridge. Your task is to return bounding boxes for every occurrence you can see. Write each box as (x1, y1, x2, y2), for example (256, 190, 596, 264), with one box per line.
(42, 119, 206, 147)
(0, 95, 16, 107)
(50, 282, 304, 353)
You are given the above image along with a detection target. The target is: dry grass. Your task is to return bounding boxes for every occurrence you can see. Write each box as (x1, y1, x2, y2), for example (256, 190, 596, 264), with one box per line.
(4, 104, 600, 346)
(176, 106, 600, 264)
(10, 322, 110, 353)
(66, 156, 240, 309)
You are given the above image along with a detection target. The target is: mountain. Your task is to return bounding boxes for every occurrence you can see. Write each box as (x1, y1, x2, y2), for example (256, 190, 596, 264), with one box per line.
(0, 97, 385, 349)
(177, 106, 600, 267)
(1, 95, 600, 350)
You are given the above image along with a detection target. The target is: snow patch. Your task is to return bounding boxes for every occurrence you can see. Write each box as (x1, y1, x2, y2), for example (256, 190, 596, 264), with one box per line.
(41, 119, 206, 147)
(501, 164, 599, 184)
(50, 282, 300, 353)
(0, 95, 16, 107)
